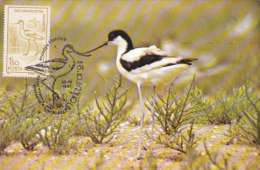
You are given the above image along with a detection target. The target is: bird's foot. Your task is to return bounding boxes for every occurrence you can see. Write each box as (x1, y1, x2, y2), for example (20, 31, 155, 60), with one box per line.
(23, 52, 29, 56)
(34, 52, 39, 57)
(52, 93, 63, 108)
(136, 155, 144, 160)
(54, 93, 60, 100)
(54, 100, 63, 108)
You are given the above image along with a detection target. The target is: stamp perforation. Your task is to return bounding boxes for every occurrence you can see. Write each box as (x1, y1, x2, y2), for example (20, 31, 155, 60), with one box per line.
(3, 5, 51, 78)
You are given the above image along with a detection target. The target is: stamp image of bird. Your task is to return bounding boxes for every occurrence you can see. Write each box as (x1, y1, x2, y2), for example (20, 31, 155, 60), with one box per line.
(10, 19, 45, 57)
(4, 5, 50, 77)
(82, 30, 197, 158)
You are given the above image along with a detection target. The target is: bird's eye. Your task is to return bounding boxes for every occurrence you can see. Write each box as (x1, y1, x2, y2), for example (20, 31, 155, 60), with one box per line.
(108, 33, 115, 41)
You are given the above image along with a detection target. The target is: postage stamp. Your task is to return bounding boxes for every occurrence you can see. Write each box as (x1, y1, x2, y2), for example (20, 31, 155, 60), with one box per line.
(3, 5, 50, 77)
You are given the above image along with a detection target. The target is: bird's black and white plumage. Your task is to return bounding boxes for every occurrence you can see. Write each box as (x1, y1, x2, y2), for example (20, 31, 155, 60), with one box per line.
(83, 30, 197, 158)
(85, 30, 196, 86)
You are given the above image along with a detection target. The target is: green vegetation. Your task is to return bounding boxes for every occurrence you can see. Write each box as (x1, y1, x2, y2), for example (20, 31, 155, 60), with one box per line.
(0, 76, 130, 154)
(203, 142, 230, 170)
(229, 84, 260, 149)
(153, 120, 199, 154)
(0, 76, 260, 170)
(241, 85, 260, 147)
(144, 77, 203, 154)
(201, 86, 248, 125)
(146, 76, 206, 135)
(143, 78, 260, 165)
(128, 115, 151, 127)
(75, 76, 130, 144)
(36, 112, 80, 154)
(1, 76, 260, 157)
(0, 79, 42, 152)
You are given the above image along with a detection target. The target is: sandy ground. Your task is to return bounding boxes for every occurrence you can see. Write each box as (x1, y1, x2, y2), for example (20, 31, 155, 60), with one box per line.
(0, 121, 260, 170)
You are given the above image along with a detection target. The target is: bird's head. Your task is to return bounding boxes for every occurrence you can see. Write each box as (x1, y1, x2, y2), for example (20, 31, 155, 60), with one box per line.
(64, 44, 74, 53)
(80, 29, 133, 55)
(107, 30, 132, 47)
(11, 20, 24, 25)
(18, 20, 24, 25)
(63, 44, 91, 57)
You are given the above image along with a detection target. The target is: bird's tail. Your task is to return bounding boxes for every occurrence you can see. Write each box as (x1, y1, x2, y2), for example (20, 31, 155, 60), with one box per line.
(25, 65, 45, 72)
(178, 58, 198, 65)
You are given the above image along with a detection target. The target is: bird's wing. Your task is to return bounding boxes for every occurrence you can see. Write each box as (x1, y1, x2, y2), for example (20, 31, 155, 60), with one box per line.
(120, 46, 170, 71)
(40, 59, 67, 73)
(25, 59, 66, 74)
(120, 54, 164, 72)
(120, 46, 197, 72)
(129, 57, 197, 74)
(121, 46, 168, 62)
(146, 45, 168, 56)
(24, 29, 45, 40)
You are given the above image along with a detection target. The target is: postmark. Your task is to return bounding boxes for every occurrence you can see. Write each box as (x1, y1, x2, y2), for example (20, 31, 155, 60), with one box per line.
(33, 60, 85, 114)
(3, 5, 50, 77)
(26, 37, 90, 114)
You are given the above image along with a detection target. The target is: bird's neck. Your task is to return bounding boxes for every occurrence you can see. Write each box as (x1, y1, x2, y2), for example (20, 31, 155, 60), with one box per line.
(65, 52, 76, 71)
(19, 23, 24, 35)
(64, 52, 74, 62)
(116, 39, 133, 59)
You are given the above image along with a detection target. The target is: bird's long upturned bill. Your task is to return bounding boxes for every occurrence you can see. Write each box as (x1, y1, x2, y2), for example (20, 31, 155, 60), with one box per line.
(81, 42, 108, 54)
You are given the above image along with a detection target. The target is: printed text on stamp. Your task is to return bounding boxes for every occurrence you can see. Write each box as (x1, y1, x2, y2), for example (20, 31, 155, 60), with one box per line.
(4, 5, 50, 77)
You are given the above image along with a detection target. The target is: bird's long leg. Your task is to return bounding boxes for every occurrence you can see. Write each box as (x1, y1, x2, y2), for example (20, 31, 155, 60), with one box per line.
(24, 40, 30, 56)
(41, 78, 60, 102)
(33, 40, 39, 56)
(137, 83, 144, 159)
(52, 78, 58, 104)
(151, 86, 156, 142)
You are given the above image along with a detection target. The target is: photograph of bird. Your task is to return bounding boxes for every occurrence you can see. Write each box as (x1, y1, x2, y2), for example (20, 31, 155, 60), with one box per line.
(25, 44, 90, 104)
(11, 20, 45, 56)
(81, 30, 197, 158)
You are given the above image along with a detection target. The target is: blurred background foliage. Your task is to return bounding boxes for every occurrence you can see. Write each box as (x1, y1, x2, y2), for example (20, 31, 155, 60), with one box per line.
(0, 0, 259, 97)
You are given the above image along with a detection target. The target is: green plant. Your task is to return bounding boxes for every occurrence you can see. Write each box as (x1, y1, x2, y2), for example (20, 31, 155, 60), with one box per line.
(19, 110, 42, 150)
(202, 86, 248, 125)
(36, 110, 81, 154)
(234, 85, 260, 148)
(0, 80, 42, 152)
(127, 115, 151, 127)
(0, 79, 81, 154)
(203, 142, 229, 170)
(146, 76, 206, 134)
(153, 120, 199, 154)
(0, 92, 15, 153)
(78, 76, 129, 144)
